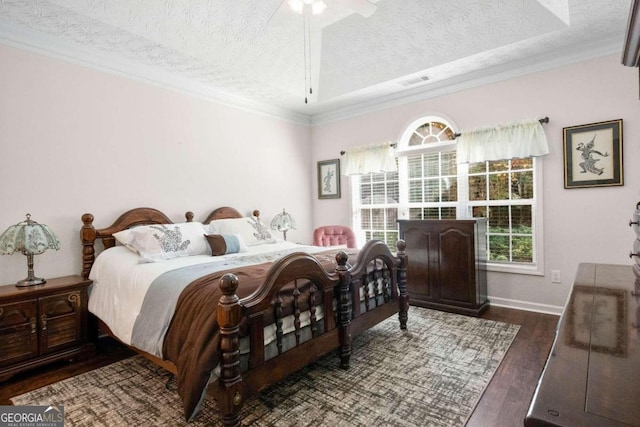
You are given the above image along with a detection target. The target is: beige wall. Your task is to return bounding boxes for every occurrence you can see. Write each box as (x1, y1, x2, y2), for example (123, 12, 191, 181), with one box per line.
(311, 54, 640, 313)
(2, 41, 638, 314)
(0, 44, 312, 284)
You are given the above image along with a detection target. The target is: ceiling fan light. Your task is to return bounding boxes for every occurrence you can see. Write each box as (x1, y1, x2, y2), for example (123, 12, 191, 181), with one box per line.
(289, 0, 304, 14)
(312, 1, 327, 15)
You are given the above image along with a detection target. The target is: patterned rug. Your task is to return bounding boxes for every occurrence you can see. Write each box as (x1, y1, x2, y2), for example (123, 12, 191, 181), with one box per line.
(12, 307, 519, 426)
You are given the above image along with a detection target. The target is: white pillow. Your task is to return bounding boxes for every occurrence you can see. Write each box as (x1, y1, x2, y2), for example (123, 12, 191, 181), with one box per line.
(113, 222, 209, 262)
(207, 217, 276, 246)
(113, 228, 138, 253)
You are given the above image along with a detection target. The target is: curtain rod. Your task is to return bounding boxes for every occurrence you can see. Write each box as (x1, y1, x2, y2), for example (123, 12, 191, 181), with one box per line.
(340, 143, 396, 156)
(339, 117, 549, 154)
(453, 116, 549, 138)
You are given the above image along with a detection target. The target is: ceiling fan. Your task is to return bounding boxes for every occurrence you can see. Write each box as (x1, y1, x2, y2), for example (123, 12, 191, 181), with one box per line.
(280, 0, 378, 103)
(287, 0, 377, 17)
(341, 0, 377, 17)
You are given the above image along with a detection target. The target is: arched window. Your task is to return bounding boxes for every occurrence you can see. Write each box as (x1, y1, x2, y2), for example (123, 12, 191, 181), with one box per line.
(407, 120, 456, 146)
(397, 116, 458, 220)
(351, 115, 543, 275)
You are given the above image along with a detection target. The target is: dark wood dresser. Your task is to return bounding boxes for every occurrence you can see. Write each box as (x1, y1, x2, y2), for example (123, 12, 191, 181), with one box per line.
(398, 219, 488, 316)
(525, 263, 640, 426)
(0, 275, 95, 382)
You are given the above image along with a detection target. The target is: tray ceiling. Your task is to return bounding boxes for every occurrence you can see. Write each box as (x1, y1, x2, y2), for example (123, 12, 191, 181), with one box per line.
(0, 0, 632, 123)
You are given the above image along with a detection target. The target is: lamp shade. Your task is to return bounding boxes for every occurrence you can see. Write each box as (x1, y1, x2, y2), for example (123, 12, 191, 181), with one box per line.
(270, 209, 296, 241)
(0, 214, 60, 255)
(0, 214, 60, 286)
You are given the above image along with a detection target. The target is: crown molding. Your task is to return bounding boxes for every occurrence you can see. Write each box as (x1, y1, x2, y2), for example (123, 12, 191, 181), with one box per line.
(310, 36, 624, 126)
(0, 19, 624, 128)
(0, 21, 312, 126)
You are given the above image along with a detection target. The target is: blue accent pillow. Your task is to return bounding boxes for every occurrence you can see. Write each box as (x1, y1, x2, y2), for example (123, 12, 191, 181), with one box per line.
(222, 234, 241, 253)
(204, 234, 248, 256)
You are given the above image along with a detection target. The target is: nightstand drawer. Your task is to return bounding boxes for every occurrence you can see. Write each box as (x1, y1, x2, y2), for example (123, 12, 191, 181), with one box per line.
(40, 291, 80, 318)
(0, 300, 39, 367)
(0, 300, 37, 328)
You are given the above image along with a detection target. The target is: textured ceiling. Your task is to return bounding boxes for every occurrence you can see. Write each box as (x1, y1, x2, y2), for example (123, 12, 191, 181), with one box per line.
(0, 0, 633, 123)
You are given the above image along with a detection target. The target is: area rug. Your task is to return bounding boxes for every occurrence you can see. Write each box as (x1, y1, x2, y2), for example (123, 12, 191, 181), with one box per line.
(12, 307, 519, 426)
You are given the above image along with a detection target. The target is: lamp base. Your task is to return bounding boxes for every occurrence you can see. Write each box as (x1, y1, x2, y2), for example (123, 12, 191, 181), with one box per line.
(16, 277, 46, 287)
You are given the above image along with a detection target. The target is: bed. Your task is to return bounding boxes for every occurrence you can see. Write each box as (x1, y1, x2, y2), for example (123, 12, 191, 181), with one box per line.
(80, 206, 408, 426)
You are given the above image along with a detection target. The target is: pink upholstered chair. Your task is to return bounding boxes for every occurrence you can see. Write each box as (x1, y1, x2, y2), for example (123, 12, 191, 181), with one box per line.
(313, 225, 357, 249)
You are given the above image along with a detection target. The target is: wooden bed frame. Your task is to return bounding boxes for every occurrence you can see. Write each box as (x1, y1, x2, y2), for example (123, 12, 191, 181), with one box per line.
(80, 207, 408, 426)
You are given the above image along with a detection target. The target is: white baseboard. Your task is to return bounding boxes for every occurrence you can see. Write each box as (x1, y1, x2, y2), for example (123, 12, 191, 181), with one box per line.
(489, 296, 563, 316)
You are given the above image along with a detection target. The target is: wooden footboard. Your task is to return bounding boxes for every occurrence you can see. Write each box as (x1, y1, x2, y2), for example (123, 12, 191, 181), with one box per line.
(213, 239, 407, 426)
(80, 207, 407, 426)
(342, 239, 408, 367)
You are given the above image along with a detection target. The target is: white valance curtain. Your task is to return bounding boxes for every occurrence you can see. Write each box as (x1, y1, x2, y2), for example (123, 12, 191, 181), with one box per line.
(456, 119, 549, 163)
(342, 142, 398, 175)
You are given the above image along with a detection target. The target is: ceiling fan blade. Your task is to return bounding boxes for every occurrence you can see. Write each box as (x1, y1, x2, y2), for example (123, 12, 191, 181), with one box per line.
(341, 0, 377, 17)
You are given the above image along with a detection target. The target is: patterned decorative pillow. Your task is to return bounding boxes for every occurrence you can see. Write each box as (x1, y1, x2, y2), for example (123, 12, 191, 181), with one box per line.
(204, 234, 248, 256)
(207, 217, 276, 246)
(113, 228, 138, 253)
(114, 222, 209, 262)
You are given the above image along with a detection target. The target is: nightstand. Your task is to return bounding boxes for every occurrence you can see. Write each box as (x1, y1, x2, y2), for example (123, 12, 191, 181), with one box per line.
(0, 275, 95, 382)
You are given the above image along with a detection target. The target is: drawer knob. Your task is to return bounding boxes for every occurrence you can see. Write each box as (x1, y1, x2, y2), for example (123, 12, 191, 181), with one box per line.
(30, 317, 36, 334)
(41, 314, 47, 331)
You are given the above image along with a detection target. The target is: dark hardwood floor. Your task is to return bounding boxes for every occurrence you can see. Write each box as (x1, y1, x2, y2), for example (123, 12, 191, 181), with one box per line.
(468, 306, 559, 427)
(0, 306, 558, 426)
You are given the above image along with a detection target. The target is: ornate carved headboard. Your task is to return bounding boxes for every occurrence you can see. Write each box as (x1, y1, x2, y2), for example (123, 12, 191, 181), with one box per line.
(80, 207, 193, 279)
(202, 207, 260, 224)
(80, 206, 262, 279)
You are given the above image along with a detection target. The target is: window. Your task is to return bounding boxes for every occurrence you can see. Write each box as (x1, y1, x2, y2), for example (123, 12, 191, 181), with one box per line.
(407, 151, 458, 220)
(356, 170, 399, 249)
(351, 116, 543, 275)
(468, 158, 536, 264)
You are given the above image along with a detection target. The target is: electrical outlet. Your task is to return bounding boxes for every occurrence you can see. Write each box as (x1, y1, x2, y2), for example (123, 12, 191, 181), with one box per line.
(551, 270, 561, 283)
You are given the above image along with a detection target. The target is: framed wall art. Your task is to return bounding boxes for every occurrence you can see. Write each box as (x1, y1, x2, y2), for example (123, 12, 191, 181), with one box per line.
(563, 119, 623, 188)
(317, 159, 341, 199)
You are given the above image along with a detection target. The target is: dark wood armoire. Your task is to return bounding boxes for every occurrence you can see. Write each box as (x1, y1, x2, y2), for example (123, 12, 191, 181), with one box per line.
(398, 219, 488, 316)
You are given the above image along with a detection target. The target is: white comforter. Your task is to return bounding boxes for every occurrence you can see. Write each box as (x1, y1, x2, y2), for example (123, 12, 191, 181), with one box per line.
(88, 241, 330, 348)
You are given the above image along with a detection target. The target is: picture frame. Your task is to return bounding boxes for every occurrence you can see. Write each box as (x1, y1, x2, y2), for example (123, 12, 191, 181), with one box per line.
(317, 159, 341, 199)
(565, 285, 627, 356)
(563, 119, 623, 189)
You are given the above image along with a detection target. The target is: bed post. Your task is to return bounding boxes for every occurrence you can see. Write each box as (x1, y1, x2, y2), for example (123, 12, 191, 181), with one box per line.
(396, 239, 409, 330)
(80, 213, 97, 280)
(217, 273, 243, 427)
(335, 251, 352, 369)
